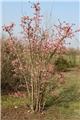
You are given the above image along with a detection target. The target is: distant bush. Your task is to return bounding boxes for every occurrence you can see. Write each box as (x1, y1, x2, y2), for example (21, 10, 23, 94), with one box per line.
(67, 48, 79, 67)
(54, 57, 70, 71)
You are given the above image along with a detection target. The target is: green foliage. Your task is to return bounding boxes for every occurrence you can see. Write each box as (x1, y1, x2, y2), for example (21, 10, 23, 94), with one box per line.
(54, 57, 70, 71)
(67, 48, 80, 67)
(1, 39, 14, 92)
(1, 39, 25, 93)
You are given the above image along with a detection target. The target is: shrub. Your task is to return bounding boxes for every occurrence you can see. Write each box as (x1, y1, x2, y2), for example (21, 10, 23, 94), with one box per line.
(2, 2, 80, 112)
(54, 57, 70, 71)
(1, 39, 26, 93)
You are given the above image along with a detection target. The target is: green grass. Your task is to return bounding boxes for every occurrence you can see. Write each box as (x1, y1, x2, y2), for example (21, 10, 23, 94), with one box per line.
(44, 68, 80, 120)
(44, 102, 80, 120)
(1, 68, 80, 120)
(1, 95, 28, 108)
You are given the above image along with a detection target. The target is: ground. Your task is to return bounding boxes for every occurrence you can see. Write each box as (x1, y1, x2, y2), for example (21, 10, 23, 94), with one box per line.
(1, 68, 80, 120)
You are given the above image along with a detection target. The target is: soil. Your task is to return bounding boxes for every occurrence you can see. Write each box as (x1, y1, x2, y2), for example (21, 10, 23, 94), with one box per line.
(1, 107, 45, 120)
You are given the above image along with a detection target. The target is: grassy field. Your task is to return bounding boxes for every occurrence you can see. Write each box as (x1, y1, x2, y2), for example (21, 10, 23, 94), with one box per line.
(1, 67, 80, 120)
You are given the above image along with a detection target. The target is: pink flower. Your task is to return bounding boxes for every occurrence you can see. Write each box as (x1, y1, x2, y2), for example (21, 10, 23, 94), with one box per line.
(3, 23, 15, 32)
(21, 16, 30, 24)
(12, 59, 19, 66)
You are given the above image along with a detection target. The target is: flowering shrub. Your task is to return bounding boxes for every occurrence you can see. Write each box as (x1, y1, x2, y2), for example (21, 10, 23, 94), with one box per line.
(1, 38, 26, 93)
(2, 2, 80, 112)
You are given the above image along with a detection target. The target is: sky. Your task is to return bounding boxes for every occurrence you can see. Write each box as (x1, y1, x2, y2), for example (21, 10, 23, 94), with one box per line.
(0, 0, 80, 48)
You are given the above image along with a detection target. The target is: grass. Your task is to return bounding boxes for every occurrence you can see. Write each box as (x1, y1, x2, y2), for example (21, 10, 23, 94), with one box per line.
(1, 68, 80, 120)
(43, 102, 80, 120)
(1, 95, 28, 108)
